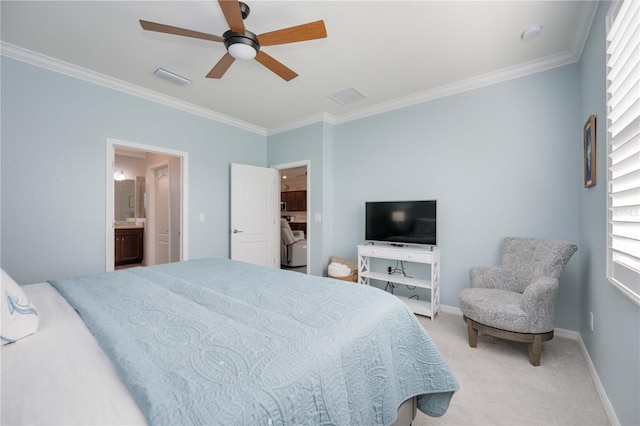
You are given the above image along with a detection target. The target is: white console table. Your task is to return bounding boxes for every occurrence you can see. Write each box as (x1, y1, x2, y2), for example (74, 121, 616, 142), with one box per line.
(358, 244, 441, 320)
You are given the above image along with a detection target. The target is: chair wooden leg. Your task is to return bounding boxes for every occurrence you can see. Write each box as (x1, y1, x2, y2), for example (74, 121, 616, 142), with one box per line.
(466, 318, 478, 348)
(528, 334, 542, 366)
(462, 316, 553, 365)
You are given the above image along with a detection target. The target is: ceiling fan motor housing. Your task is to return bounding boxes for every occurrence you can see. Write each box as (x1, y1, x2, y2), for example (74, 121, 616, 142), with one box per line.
(238, 2, 250, 20)
(223, 29, 260, 59)
(140, 0, 326, 79)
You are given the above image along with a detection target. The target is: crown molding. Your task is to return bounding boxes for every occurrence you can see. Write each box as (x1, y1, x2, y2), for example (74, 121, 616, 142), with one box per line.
(0, 39, 585, 138)
(0, 42, 267, 136)
(275, 0, 599, 131)
(332, 49, 580, 126)
(267, 112, 336, 136)
(573, 0, 599, 61)
(2, 0, 597, 138)
(265, 47, 580, 132)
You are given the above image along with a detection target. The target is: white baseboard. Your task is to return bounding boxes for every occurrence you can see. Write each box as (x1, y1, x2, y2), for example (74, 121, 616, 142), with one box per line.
(440, 304, 619, 425)
(554, 327, 579, 340)
(439, 304, 463, 316)
(575, 334, 620, 426)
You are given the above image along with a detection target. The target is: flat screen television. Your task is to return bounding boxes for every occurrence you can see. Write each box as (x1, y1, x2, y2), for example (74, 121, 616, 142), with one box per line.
(365, 200, 437, 246)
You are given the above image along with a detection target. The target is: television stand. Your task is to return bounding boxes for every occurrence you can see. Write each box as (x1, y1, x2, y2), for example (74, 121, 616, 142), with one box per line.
(357, 244, 440, 320)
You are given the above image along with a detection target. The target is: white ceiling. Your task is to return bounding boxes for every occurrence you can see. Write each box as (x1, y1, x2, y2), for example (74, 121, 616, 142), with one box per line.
(0, 1, 597, 133)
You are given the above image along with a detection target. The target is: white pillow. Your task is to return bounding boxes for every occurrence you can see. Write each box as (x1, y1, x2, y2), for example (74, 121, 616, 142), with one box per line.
(1, 268, 39, 345)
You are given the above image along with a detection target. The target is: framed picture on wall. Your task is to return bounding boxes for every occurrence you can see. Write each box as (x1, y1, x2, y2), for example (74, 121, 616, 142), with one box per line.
(583, 115, 596, 188)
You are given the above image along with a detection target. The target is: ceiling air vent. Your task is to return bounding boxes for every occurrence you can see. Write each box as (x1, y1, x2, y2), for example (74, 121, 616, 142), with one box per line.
(328, 88, 366, 106)
(153, 67, 191, 86)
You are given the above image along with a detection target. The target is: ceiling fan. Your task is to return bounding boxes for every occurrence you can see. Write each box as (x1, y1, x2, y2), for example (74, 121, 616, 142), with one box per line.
(140, 0, 327, 81)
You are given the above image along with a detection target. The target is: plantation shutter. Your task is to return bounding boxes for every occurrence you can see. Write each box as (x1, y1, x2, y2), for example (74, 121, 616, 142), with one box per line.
(606, 0, 640, 304)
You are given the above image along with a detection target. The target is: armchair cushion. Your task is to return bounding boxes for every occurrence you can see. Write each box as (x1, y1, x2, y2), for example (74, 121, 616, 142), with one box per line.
(469, 266, 510, 290)
(280, 219, 304, 245)
(459, 288, 527, 332)
(460, 277, 559, 333)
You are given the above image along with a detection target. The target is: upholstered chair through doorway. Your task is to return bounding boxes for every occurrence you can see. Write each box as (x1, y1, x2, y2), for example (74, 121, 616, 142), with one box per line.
(280, 218, 307, 267)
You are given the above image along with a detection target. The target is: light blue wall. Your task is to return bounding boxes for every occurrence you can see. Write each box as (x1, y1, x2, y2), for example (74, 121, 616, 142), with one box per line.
(579, 2, 639, 425)
(320, 122, 334, 275)
(331, 65, 582, 330)
(266, 66, 582, 330)
(1, 57, 266, 284)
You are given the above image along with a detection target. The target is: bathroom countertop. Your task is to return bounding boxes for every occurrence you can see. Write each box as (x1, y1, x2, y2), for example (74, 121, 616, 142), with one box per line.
(115, 221, 144, 229)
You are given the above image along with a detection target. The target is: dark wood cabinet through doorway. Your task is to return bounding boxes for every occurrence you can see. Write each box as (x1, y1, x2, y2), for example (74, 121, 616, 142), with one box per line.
(115, 228, 144, 266)
(281, 190, 307, 211)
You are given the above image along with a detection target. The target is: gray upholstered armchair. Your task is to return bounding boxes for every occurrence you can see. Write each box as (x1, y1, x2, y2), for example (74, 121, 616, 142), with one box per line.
(459, 237, 577, 366)
(280, 218, 307, 267)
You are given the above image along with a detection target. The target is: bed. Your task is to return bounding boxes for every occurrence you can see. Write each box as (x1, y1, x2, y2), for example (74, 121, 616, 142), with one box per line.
(2, 258, 458, 425)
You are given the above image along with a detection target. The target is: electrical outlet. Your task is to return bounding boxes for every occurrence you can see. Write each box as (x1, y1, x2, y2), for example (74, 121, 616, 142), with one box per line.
(589, 312, 594, 332)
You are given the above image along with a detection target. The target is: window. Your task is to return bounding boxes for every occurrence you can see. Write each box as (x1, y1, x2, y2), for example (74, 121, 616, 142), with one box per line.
(606, 0, 640, 305)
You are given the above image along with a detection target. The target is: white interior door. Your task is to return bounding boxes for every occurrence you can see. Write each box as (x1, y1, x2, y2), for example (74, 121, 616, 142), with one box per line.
(230, 163, 278, 267)
(154, 165, 170, 265)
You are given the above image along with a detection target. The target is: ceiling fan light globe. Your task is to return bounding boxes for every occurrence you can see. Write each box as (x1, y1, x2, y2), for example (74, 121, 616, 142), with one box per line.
(228, 43, 257, 60)
(223, 30, 260, 61)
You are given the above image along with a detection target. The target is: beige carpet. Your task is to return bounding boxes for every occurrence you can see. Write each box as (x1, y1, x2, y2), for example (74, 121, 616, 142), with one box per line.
(413, 311, 610, 426)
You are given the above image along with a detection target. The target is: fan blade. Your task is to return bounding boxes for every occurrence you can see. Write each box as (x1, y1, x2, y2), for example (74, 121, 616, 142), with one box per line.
(140, 20, 224, 43)
(255, 51, 298, 81)
(206, 53, 236, 79)
(258, 20, 326, 46)
(218, 0, 245, 34)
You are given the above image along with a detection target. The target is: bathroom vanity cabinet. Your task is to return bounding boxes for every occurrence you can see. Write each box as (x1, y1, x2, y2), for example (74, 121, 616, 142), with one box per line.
(115, 227, 144, 266)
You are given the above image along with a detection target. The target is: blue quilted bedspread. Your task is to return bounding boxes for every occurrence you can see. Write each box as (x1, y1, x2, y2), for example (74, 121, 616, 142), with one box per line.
(50, 258, 458, 425)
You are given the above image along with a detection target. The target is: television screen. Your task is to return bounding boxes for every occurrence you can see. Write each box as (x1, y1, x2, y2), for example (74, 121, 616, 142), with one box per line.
(365, 200, 437, 246)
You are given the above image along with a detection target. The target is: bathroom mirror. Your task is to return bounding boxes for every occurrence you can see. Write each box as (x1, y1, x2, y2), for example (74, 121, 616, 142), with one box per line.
(135, 176, 146, 219)
(114, 177, 145, 221)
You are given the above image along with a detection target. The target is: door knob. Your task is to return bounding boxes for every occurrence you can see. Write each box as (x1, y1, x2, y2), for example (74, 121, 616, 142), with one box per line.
(233, 229, 242, 234)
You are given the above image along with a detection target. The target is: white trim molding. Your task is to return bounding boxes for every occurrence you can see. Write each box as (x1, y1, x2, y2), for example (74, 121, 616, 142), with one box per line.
(1, 42, 266, 136)
(576, 334, 621, 426)
(267, 112, 336, 136)
(2, 0, 598, 136)
(266, 47, 586, 134)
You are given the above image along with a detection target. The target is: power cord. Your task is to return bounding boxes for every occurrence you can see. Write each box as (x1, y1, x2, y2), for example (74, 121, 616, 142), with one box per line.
(384, 260, 418, 299)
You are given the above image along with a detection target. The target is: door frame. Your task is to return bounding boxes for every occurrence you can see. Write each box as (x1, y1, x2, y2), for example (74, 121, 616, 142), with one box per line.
(106, 138, 189, 272)
(272, 160, 310, 273)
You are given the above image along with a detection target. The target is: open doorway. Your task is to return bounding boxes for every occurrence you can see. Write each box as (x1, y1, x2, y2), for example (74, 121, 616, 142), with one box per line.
(106, 139, 189, 272)
(274, 161, 310, 274)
